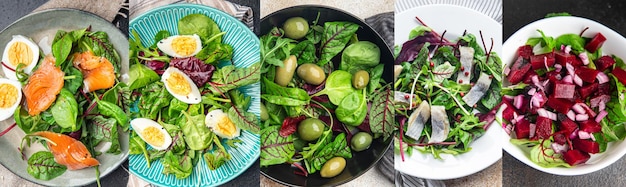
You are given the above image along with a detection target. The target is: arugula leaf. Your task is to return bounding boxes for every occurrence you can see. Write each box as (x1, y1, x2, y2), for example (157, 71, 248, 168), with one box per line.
(229, 89, 251, 110)
(27, 151, 67, 180)
(260, 33, 294, 66)
(318, 22, 359, 66)
(14, 106, 51, 134)
(260, 125, 295, 166)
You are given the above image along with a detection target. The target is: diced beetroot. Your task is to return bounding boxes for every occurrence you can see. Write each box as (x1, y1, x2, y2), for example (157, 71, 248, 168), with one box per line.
(595, 56, 616, 72)
(611, 68, 626, 85)
(530, 52, 556, 70)
(508, 56, 532, 84)
(514, 118, 531, 139)
(584, 33, 606, 53)
(523, 70, 538, 84)
(502, 100, 517, 122)
(535, 116, 553, 139)
(573, 138, 600, 154)
(579, 102, 598, 117)
(554, 83, 576, 99)
(571, 57, 584, 67)
(546, 97, 574, 114)
(579, 120, 602, 133)
(554, 133, 567, 145)
(563, 149, 591, 166)
(579, 82, 598, 98)
(597, 83, 610, 96)
(517, 45, 533, 59)
(555, 51, 576, 66)
(575, 67, 600, 83)
(559, 118, 579, 135)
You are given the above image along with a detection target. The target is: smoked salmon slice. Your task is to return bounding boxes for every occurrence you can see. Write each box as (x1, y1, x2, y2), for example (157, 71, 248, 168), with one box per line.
(23, 55, 64, 116)
(72, 51, 115, 92)
(32, 131, 100, 170)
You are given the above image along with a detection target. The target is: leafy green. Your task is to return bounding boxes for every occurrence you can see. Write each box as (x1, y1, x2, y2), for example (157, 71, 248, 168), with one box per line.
(78, 31, 121, 73)
(304, 133, 352, 174)
(27, 151, 66, 180)
(196, 42, 234, 63)
(367, 64, 384, 94)
(180, 111, 213, 150)
(545, 12, 571, 18)
(555, 34, 586, 53)
(227, 106, 260, 134)
(408, 26, 432, 40)
(88, 116, 121, 154)
(128, 64, 159, 90)
(340, 41, 381, 73)
(318, 22, 359, 66)
(207, 62, 260, 94)
(178, 13, 222, 44)
(204, 134, 232, 170)
(606, 75, 626, 125)
(336, 89, 367, 126)
(260, 125, 295, 166)
(151, 30, 171, 48)
(370, 86, 395, 140)
(14, 106, 50, 134)
(260, 33, 294, 66)
(290, 40, 316, 64)
(137, 82, 173, 119)
(97, 99, 129, 130)
(161, 150, 193, 179)
(52, 32, 74, 66)
(529, 140, 570, 168)
(262, 77, 310, 105)
(50, 89, 78, 132)
(63, 66, 83, 94)
(312, 70, 356, 105)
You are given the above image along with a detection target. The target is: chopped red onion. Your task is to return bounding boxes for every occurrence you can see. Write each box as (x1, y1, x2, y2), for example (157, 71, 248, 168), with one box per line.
(597, 72, 609, 84)
(562, 75, 573, 84)
(551, 142, 569, 154)
(572, 103, 586, 114)
(576, 114, 589, 121)
(578, 131, 593, 140)
(566, 63, 575, 75)
(544, 56, 550, 70)
(529, 123, 536, 138)
(528, 88, 537, 95)
(505, 124, 513, 135)
(564, 45, 572, 54)
(567, 110, 576, 121)
(514, 95, 524, 109)
(570, 129, 579, 139)
(574, 75, 583, 87)
(503, 95, 515, 101)
(579, 52, 589, 65)
(504, 66, 511, 76)
(596, 110, 608, 123)
(555, 64, 563, 72)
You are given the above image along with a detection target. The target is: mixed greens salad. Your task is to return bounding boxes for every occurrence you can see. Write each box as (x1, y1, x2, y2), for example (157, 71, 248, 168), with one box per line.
(260, 14, 393, 178)
(0, 27, 124, 185)
(394, 21, 502, 160)
(128, 13, 260, 179)
(502, 28, 626, 167)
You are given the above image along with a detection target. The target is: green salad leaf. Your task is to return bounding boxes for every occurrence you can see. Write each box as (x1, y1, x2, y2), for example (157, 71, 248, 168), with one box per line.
(318, 22, 359, 66)
(27, 151, 67, 180)
(260, 125, 295, 167)
(178, 13, 222, 44)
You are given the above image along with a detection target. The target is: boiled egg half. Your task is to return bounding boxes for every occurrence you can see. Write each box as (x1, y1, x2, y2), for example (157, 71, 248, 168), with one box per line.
(2, 35, 40, 80)
(0, 78, 22, 121)
(205, 109, 240, 139)
(130, 118, 172, 150)
(161, 67, 201, 104)
(157, 34, 202, 58)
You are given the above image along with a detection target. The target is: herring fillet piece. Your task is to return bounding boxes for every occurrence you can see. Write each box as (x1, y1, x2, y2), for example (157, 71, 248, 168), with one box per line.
(406, 101, 431, 140)
(462, 72, 492, 107)
(429, 105, 450, 143)
(456, 46, 475, 84)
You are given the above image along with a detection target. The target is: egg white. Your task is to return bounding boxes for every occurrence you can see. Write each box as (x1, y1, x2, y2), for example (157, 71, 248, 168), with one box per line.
(205, 109, 241, 139)
(156, 34, 202, 58)
(0, 78, 22, 121)
(161, 67, 202, 104)
(130, 118, 173, 151)
(2, 35, 40, 80)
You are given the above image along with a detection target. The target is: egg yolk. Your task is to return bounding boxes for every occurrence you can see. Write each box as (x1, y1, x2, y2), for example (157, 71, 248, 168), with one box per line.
(171, 36, 198, 57)
(166, 72, 191, 95)
(216, 116, 237, 137)
(0, 83, 18, 109)
(141, 126, 165, 147)
(8, 41, 34, 67)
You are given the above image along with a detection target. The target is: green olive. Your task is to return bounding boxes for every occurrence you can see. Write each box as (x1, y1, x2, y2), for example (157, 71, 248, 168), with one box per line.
(283, 17, 309, 40)
(296, 63, 326, 85)
(260, 103, 269, 121)
(351, 132, 373, 152)
(352, 70, 370, 89)
(275, 55, 298, 86)
(320, 157, 346, 178)
(297, 118, 326, 141)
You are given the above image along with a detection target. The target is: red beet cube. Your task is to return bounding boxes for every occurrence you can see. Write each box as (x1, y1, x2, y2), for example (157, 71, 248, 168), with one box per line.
(502, 100, 517, 122)
(579, 83, 599, 99)
(554, 133, 567, 145)
(575, 67, 600, 83)
(523, 70, 539, 84)
(530, 52, 556, 70)
(563, 149, 591, 166)
(585, 33, 606, 53)
(611, 68, 626, 85)
(535, 116, 553, 139)
(597, 83, 610, 96)
(517, 45, 533, 59)
(595, 56, 616, 72)
(515, 118, 531, 139)
(554, 83, 576, 99)
(555, 51, 576, 66)
(579, 120, 602, 133)
(559, 118, 579, 135)
(508, 56, 532, 84)
(546, 97, 574, 114)
(573, 138, 600, 154)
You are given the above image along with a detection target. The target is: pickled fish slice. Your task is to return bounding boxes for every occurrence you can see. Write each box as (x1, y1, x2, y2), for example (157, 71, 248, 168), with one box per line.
(462, 72, 492, 107)
(429, 105, 450, 143)
(456, 46, 475, 84)
(406, 101, 430, 140)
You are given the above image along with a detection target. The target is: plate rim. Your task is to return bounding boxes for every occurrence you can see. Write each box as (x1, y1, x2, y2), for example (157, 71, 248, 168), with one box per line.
(128, 3, 260, 187)
(393, 3, 503, 180)
(0, 8, 130, 186)
(501, 16, 626, 176)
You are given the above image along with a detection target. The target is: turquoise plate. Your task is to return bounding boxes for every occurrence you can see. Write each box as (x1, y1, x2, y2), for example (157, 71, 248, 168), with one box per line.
(129, 4, 260, 187)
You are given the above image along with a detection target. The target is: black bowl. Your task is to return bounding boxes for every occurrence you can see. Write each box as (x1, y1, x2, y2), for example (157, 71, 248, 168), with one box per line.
(259, 5, 394, 187)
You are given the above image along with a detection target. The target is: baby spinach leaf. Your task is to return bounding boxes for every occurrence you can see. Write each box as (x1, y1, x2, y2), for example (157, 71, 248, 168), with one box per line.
(313, 70, 356, 105)
(336, 90, 367, 126)
(318, 22, 359, 66)
(51, 89, 78, 132)
(369, 86, 394, 140)
(260, 125, 295, 166)
(555, 34, 585, 53)
(52, 32, 73, 67)
(228, 106, 260, 134)
(27, 151, 66, 180)
(180, 111, 213, 150)
(128, 63, 159, 90)
(151, 30, 171, 48)
(63, 66, 83, 94)
(161, 150, 193, 179)
(88, 116, 121, 154)
(196, 42, 234, 64)
(178, 13, 222, 44)
(208, 62, 260, 94)
(262, 77, 310, 102)
(367, 64, 384, 94)
(97, 99, 129, 130)
(340, 41, 381, 73)
(14, 106, 50, 134)
(167, 99, 188, 118)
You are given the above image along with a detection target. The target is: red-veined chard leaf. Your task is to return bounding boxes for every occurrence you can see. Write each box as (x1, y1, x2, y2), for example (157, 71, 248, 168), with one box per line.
(87, 115, 121, 154)
(317, 22, 359, 66)
(280, 116, 306, 137)
(227, 105, 260, 134)
(261, 125, 295, 167)
(208, 62, 260, 94)
(27, 151, 67, 180)
(369, 85, 394, 140)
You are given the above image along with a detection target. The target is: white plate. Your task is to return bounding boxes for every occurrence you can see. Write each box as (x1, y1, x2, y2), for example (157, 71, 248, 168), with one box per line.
(393, 4, 502, 180)
(501, 16, 626, 175)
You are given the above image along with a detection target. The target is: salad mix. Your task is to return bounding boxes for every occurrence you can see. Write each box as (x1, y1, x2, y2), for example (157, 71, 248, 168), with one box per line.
(502, 28, 626, 167)
(260, 14, 394, 178)
(0, 27, 124, 185)
(128, 13, 260, 179)
(394, 19, 503, 160)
